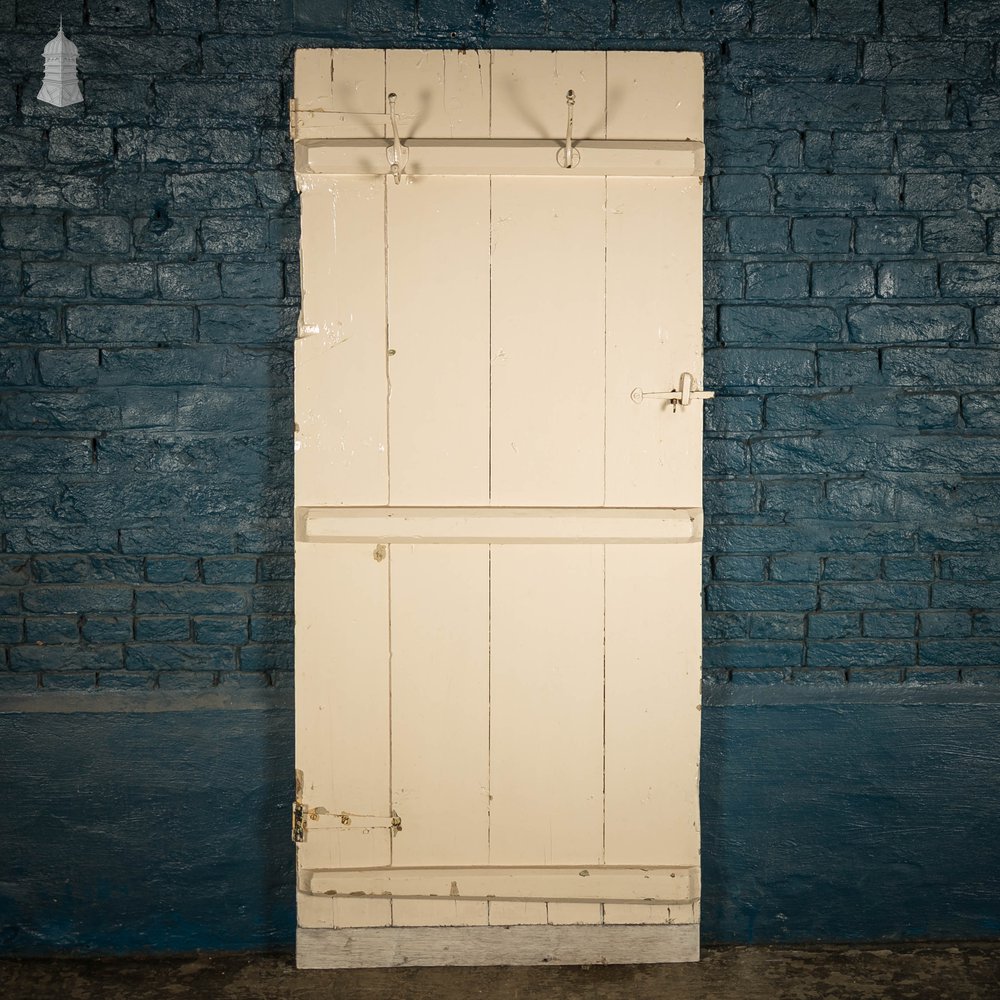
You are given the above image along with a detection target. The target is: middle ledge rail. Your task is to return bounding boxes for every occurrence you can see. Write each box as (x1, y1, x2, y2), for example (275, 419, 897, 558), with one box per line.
(299, 507, 703, 544)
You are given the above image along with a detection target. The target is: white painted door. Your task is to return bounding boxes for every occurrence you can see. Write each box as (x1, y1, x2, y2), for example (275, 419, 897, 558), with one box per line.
(292, 49, 706, 968)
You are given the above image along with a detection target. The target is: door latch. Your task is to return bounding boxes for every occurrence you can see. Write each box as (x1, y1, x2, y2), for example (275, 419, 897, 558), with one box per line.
(630, 372, 714, 412)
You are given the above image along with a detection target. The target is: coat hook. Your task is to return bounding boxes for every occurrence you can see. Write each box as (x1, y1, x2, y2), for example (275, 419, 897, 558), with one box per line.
(556, 90, 579, 169)
(387, 92, 405, 184)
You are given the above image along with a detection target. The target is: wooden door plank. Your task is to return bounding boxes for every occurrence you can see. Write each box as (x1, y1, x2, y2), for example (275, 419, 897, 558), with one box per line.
(489, 545, 605, 877)
(306, 865, 694, 901)
(389, 544, 490, 927)
(491, 51, 606, 139)
(605, 178, 703, 509)
(295, 541, 392, 928)
(606, 52, 704, 141)
(294, 48, 334, 104)
(603, 543, 701, 924)
(295, 176, 388, 507)
(489, 901, 549, 926)
(386, 50, 490, 138)
(386, 176, 490, 505)
(298, 923, 700, 967)
(329, 48, 387, 136)
(490, 177, 606, 505)
(303, 507, 702, 544)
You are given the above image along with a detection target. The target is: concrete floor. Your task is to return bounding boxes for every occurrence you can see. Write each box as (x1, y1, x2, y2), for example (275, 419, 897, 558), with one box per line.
(1, 944, 999, 999)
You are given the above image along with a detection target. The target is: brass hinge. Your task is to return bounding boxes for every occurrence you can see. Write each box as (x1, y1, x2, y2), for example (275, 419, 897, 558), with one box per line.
(292, 802, 402, 844)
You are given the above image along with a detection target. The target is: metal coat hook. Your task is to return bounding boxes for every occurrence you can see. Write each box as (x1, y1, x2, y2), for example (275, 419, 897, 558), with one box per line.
(387, 92, 406, 184)
(556, 90, 580, 169)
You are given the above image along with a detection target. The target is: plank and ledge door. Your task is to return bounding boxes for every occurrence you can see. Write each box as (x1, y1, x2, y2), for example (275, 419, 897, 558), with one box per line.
(293, 48, 706, 968)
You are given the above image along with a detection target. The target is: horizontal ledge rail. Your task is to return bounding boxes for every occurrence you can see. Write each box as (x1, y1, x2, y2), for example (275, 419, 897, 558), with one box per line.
(301, 865, 697, 904)
(296, 138, 705, 178)
(300, 507, 703, 544)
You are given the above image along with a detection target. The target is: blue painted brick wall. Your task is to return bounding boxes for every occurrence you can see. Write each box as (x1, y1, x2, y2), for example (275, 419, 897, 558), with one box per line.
(2, 0, 1000, 695)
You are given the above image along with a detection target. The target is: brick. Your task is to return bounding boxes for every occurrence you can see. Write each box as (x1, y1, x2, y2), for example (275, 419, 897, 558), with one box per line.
(705, 262, 744, 300)
(198, 305, 296, 344)
(25, 615, 80, 643)
(0, 259, 20, 297)
(884, 348, 1000, 386)
(963, 394, 1000, 428)
(135, 616, 191, 642)
(200, 216, 269, 255)
(156, 0, 219, 29)
(158, 263, 222, 300)
(202, 35, 295, 75)
(67, 305, 193, 345)
(721, 305, 841, 344)
(808, 612, 861, 639)
(705, 613, 747, 640)
(134, 586, 249, 615)
(706, 347, 815, 387)
(830, 131, 894, 171)
(809, 639, 914, 667)
(220, 262, 283, 299)
(704, 479, 757, 516)
(922, 214, 986, 253)
(902, 173, 966, 210)
(812, 263, 875, 298)
(816, 0, 878, 34)
(37, 349, 99, 387)
(238, 643, 292, 671)
(791, 217, 851, 254)
(877, 262, 938, 298)
(824, 478, 894, 519)
(727, 40, 857, 83)
(848, 305, 971, 344)
(1, 213, 64, 252)
(249, 615, 292, 643)
(202, 558, 257, 584)
(776, 174, 899, 211)
(884, 83, 948, 121)
(24, 262, 87, 299)
(704, 395, 763, 433)
(258, 555, 293, 582)
(10, 646, 123, 671)
(864, 41, 989, 80)
(707, 583, 816, 613)
(752, 433, 877, 474)
(770, 554, 821, 583)
(822, 582, 929, 610)
(940, 554, 1000, 580)
(749, 614, 805, 640)
(751, 0, 811, 34)
(146, 557, 200, 584)
(855, 217, 918, 254)
(919, 611, 971, 637)
(765, 389, 893, 430)
(714, 555, 767, 582)
(883, 556, 932, 581)
(920, 639, 1000, 666)
(133, 213, 197, 258)
(82, 616, 132, 643)
(884, 0, 943, 36)
(976, 307, 1000, 343)
(745, 262, 808, 300)
(90, 263, 156, 300)
(67, 216, 130, 255)
(125, 643, 234, 671)
(704, 641, 802, 669)
(97, 346, 291, 387)
(156, 81, 280, 124)
(193, 616, 248, 644)
(712, 174, 772, 212)
(0, 349, 34, 386)
(896, 392, 958, 429)
(940, 262, 1000, 297)
(169, 172, 257, 211)
(948, 0, 1000, 33)
(729, 216, 789, 253)
(49, 128, 113, 164)
(0, 308, 58, 345)
(81, 34, 199, 75)
(973, 613, 1000, 636)
(824, 555, 880, 580)
(899, 129, 1000, 168)
(21, 585, 133, 614)
(0, 617, 23, 643)
(119, 128, 257, 166)
(753, 84, 882, 126)
(706, 128, 800, 170)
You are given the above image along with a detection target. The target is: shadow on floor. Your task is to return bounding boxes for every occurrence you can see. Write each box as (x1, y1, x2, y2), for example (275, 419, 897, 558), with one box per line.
(1, 943, 999, 1000)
